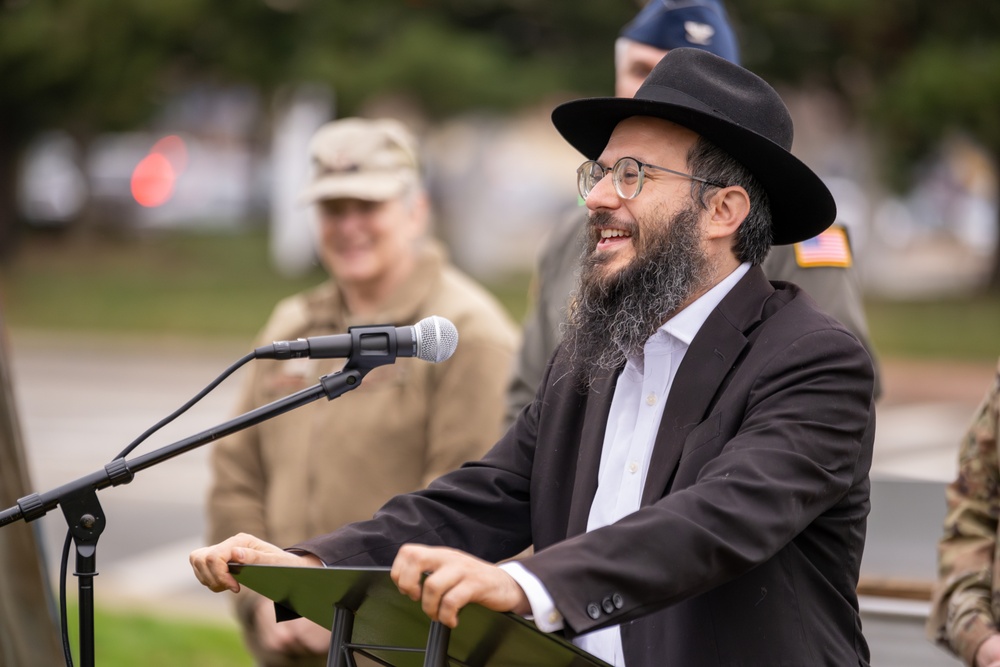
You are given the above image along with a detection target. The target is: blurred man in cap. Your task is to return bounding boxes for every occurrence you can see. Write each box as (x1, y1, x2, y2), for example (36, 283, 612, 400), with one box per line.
(206, 117, 517, 666)
(614, 0, 739, 96)
(504, 0, 878, 428)
(193, 48, 875, 667)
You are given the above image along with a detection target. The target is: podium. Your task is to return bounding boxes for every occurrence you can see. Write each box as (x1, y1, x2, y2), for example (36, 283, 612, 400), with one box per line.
(231, 564, 612, 667)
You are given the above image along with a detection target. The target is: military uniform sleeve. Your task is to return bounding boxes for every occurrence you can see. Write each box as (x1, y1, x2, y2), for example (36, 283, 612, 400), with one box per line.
(928, 359, 1000, 666)
(424, 316, 518, 487)
(206, 297, 305, 546)
(762, 237, 882, 399)
(205, 297, 310, 635)
(206, 363, 270, 545)
(205, 359, 273, 628)
(504, 208, 585, 429)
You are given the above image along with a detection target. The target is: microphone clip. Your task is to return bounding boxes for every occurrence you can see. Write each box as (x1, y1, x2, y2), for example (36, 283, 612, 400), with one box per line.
(340, 324, 408, 372)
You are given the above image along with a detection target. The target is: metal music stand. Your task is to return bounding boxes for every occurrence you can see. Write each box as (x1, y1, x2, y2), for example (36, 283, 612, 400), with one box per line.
(231, 564, 611, 667)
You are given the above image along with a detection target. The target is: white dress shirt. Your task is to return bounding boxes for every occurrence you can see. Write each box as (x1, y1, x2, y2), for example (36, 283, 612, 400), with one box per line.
(502, 263, 750, 666)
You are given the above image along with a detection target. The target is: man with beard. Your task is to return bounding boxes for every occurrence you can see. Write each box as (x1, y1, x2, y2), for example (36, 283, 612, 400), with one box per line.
(191, 49, 876, 667)
(504, 0, 880, 430)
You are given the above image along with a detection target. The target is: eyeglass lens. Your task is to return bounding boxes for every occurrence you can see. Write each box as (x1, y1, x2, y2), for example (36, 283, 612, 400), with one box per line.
(577, 158, 645, 200)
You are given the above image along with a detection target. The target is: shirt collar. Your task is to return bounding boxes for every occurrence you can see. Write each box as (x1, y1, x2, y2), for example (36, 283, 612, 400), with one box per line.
(623, 262, 751, 376)
(662, 262, 751, 347)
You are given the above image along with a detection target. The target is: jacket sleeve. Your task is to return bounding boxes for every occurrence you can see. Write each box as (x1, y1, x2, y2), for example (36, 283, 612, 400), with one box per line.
(928, 360, 1000, 666)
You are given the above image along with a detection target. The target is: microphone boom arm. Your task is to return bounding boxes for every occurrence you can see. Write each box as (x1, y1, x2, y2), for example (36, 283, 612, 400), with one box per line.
(0, 367, 368, 527)
(0, 363, 373, 667)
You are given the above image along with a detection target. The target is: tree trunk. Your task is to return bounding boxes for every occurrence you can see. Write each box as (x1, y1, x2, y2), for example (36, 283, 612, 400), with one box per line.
(0, 133, 24, 262)
(0, 314, 65, 665)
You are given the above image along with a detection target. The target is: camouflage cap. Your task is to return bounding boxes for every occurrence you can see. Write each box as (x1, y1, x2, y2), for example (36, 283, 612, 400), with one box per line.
(301, 117, 420, 204)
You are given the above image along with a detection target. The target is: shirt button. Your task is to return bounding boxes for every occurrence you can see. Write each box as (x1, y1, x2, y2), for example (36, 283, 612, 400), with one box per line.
(628, 461, 639, 474)
(646, 392, 657, 406)
(547, 611, 561, 625)
(587, 603, 601, 620)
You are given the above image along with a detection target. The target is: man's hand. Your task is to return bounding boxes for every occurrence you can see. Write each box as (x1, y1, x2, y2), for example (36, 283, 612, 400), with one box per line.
(253, 598, 331, 656)
(390, 544, 530, 628)
(189, 533, 322, 594)
(976, 633, 1000, 667)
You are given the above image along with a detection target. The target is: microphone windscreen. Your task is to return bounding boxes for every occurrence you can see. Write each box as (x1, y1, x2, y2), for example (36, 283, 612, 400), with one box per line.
(413, 316, 459, 363)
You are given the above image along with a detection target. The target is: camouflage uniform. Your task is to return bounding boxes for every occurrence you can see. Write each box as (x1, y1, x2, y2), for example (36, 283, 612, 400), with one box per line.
(928, 358, 1000, 666)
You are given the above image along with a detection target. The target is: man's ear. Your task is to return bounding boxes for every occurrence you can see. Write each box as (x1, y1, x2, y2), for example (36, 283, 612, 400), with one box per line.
(704, 186, 750, 240)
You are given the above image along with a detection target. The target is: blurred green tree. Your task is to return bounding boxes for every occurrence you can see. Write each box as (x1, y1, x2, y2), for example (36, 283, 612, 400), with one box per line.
(0, 0, 634, 259)
(0, 0, 299, 254)
(8, 1, 996, 288)
(730, 0, 1000, 290)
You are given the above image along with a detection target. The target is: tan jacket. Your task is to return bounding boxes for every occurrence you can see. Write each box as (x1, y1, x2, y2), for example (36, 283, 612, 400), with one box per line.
(207, 241, 517, 666)
(928, 358, 1000, 666)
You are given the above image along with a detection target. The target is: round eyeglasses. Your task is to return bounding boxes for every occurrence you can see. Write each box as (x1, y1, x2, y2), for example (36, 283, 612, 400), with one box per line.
(576, 157, 725, 200)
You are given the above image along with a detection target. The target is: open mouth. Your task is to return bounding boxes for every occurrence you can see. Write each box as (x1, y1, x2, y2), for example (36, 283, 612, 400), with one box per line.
(596, 227, 634, 250)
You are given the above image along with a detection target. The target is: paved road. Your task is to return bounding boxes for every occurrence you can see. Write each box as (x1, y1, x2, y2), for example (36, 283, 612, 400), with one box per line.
(5, 329, 996, 661)
(9, 330, 248, 621)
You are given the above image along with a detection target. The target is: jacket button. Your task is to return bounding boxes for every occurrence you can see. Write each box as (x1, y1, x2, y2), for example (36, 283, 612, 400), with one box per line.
(587, 603, 601, 620)
(602, 597, 615, 614)
(612, 593, 623, 609)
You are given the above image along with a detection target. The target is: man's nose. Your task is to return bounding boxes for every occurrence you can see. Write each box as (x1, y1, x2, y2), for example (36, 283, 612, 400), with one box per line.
(585, 172, 622, 212)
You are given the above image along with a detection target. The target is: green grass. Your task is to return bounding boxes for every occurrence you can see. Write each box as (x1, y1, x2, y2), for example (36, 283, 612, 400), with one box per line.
(66, 601, 251, 666)
(2, 229, 998, 361)
(866, 294, 1000, 361)
(1, 229, 330, 339)
(0, 229, 533, 339)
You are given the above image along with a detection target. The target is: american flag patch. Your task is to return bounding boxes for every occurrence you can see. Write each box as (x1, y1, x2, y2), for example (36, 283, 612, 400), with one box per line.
(793, 226, 852, 268)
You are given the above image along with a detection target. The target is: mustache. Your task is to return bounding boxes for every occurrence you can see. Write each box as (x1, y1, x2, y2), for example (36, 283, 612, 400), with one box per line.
(588, 211, 639, 235)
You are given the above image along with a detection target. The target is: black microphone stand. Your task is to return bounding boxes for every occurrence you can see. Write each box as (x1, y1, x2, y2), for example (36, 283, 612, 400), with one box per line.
(0, 336, 401, 667)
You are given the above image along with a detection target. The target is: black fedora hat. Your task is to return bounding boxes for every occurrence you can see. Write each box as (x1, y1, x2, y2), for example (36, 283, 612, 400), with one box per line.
(551, 47, 835, 245)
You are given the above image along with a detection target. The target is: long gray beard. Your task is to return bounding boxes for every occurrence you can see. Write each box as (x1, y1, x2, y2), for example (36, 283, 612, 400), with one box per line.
(563, 205, 712, 389)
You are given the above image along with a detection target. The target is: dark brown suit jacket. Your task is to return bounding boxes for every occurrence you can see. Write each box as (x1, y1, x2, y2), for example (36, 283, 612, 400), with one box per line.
(296, 265, 876, 667)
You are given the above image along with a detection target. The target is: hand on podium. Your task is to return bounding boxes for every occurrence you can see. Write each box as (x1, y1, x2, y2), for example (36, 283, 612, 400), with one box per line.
(190, 533, 322, 594)
(391, 544, 530, 628)
(190, 536, 532, 631)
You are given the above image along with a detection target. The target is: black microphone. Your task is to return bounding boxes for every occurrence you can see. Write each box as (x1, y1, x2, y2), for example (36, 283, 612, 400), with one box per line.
(254, 315, 459, 364)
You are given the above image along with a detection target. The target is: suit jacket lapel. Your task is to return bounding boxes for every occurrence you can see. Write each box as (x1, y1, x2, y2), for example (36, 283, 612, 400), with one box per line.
(566, 370, 618, 536)
(641, 266, 773, 506)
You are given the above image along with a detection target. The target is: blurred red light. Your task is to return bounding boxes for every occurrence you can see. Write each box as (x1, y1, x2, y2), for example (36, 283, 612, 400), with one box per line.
(131, 152, 176, 207)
